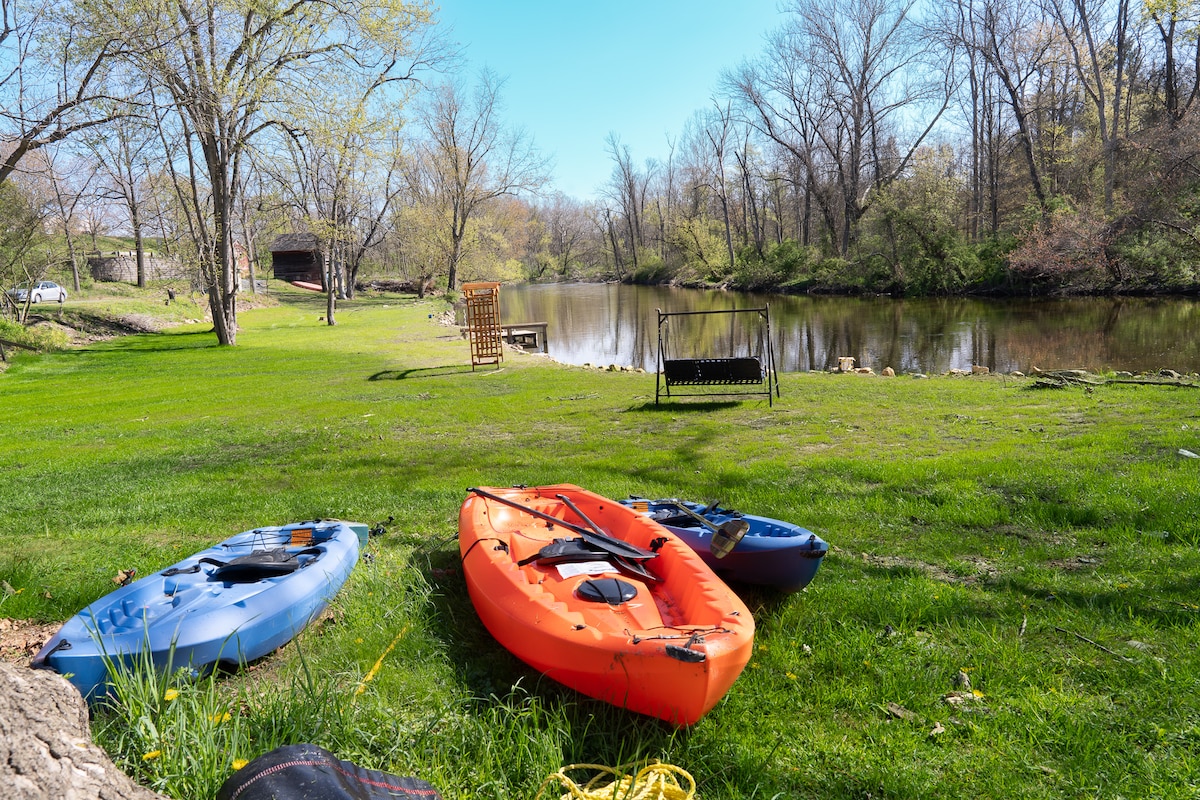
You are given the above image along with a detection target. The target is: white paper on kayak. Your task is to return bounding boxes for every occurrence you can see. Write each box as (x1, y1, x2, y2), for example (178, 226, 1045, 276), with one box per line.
(555, 561, 618, 579)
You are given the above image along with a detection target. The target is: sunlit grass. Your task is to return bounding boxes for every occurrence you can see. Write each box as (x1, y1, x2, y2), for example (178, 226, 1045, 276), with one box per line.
(3, 287, 1199, 798)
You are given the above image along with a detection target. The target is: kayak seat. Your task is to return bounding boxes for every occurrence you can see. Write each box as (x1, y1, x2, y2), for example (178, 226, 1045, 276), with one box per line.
(519, 538, 611, 568)
(107, 603, 153, 632)
(201, 546, 322, 583)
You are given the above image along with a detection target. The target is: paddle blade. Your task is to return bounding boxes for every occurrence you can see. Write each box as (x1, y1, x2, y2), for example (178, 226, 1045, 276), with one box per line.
(710, 520, 749, 559)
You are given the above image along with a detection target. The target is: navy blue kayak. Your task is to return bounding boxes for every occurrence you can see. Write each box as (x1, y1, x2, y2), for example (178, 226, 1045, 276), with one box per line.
(33, 520, 365, 703)
(622, 498, 828, 593)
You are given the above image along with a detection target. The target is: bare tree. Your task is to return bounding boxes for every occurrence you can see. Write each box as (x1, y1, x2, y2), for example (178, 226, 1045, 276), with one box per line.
(275, 71, 413, 323)
(42, 144, 97, 291)
(972, 0, 1058, 217)
(1147, 0, 1200, 124)
(539, 192, 591, 276)
(1043, 0, 1133, 214)
(730, 0, 953, 256)
(415, 72, 549, 291)
(702, 102, 738, 269)
(604, 134, 657, 272)
(0, 0, 128, 188)
(87, 110, 159, 286)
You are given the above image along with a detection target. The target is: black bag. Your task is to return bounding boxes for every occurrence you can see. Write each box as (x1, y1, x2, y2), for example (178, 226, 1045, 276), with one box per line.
(216, 743, 443, 800)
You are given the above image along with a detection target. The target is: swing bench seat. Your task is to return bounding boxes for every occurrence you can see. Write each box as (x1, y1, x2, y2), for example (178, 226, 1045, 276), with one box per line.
(662, 357, 765, 385)
(655, 307, 781, 406)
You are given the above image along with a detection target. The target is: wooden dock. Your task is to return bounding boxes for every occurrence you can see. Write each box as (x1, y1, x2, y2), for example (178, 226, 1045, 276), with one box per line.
(501, 322, 548, 353)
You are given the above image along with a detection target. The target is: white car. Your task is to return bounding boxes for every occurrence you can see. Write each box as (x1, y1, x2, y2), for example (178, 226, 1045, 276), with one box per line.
(7, 281, 67, 303)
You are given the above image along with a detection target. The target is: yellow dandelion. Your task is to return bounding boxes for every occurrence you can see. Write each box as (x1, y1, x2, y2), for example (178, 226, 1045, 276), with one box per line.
(233, 758, 249, 770)
(210, 711, 232, 724)
(757, 643, 769, 652)
(355, 638, 364, 644)
(142, 750, 162, 762)
(972, 689, 984, 698)
(163, 689, 179, 701)
(786, 671, 798, 680)
(750, 661, 760, 669)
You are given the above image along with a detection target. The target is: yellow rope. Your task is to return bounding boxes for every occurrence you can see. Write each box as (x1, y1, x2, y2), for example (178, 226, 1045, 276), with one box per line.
(535, 761, 696, 800)
(353, 625, 409, 697)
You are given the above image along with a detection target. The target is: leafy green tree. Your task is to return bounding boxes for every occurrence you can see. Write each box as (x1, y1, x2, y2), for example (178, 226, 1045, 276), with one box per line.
(861, 144, 981, 294)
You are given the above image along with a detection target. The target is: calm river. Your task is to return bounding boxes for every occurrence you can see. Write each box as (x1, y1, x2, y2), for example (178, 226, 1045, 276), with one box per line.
(499, 283, 1200, 375)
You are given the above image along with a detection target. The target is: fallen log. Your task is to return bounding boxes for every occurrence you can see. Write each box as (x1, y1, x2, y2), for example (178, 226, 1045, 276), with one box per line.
(1031, 369, 1197, 390)
(0, 337, 37, 362)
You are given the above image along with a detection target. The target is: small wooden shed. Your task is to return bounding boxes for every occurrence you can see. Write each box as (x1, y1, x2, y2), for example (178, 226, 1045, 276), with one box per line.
(270, 233, 324, 285)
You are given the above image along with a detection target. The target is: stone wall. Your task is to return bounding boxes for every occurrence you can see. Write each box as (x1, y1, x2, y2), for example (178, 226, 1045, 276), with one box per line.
(89, 254, 187, 283)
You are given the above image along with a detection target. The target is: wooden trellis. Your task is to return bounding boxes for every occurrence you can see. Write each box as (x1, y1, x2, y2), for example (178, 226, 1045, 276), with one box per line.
(463, 281, 504, 370)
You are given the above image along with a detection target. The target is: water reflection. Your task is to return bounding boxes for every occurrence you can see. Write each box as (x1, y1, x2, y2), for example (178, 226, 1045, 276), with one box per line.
(499, 284, 1200, 374)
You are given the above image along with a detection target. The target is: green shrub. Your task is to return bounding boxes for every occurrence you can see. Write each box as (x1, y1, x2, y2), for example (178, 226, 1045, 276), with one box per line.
(628, 253, 671, 284)
(0, 318, 70, 351)
(1110, 228, 1200, 292)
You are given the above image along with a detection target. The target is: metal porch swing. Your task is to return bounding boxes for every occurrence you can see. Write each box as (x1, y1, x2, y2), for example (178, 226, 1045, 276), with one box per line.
(655, 306, 780, 406)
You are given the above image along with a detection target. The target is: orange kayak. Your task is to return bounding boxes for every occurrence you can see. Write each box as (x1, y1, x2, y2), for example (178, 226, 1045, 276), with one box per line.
(458, 484, 754, 725)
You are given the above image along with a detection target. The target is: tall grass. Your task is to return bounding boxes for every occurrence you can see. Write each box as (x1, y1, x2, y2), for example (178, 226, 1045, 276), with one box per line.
(3, 285, 1199, 798)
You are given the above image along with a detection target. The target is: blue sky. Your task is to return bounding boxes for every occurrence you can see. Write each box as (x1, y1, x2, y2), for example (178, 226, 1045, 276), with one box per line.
(433, 1, 787, 202)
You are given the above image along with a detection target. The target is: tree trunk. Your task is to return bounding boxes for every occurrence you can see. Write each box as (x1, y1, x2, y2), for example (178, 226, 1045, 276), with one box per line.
(209, 177, 238, 346)
(720, 195, 735, 269)
(133, 216, 146, 288)
(0, 661, 167, 800)
(326, 250, 337, 324)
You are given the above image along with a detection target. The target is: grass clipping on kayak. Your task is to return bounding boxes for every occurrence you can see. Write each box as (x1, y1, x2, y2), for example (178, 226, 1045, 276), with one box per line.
(535, 761, 696, 800)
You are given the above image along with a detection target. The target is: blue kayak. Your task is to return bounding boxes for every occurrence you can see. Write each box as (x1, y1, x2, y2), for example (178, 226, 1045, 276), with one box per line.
(623, 498, 828, 593)
(33, 520, 365, 703)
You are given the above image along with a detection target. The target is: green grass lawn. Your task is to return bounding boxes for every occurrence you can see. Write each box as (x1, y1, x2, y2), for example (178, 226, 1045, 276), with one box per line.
(3, 286, 1199, 799)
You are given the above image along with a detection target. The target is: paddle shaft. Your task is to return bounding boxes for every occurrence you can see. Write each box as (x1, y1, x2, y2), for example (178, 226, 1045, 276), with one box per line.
(668, 500, 723, 533)
(467, 487, 658, 562)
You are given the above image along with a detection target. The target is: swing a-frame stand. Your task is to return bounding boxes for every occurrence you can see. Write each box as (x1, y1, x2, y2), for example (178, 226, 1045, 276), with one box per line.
(655, 306, 781, 406)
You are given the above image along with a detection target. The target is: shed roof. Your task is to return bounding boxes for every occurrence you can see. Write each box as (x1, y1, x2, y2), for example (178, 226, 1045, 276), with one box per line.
(270, 233, 320, 253)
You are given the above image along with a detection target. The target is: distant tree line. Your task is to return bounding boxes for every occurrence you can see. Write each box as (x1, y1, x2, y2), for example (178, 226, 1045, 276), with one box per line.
(568, 0, 1200, 297)
(469, 0, 1198, 298)
(2, 0, 1198, 344)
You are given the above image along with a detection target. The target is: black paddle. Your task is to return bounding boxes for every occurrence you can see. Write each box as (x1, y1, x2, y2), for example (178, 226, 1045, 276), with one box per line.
(467, 487, 659, 562)
(553, 493, 661, 582)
